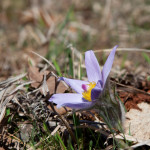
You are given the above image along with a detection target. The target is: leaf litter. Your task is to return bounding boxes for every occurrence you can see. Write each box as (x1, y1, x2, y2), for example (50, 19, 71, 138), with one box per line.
(0, 44, 149, 149)
(0, 1, 150, 149)
(0, 49, 149, 149)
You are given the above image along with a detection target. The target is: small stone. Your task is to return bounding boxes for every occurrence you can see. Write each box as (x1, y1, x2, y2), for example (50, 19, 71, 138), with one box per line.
(20, 124, 33, 142)
(124, 102, 150, 141)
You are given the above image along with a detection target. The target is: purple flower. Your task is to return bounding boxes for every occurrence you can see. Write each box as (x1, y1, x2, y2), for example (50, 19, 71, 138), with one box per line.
(49, 45, 118, 110)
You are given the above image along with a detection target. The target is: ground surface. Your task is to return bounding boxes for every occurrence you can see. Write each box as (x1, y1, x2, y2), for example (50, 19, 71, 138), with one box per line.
(0, 0, 150, 149)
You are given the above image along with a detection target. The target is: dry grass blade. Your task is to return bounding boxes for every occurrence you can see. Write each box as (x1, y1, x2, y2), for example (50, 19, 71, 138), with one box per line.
(9, 81, 34, 96)
(68, 44, 83, 79)
(41, 9, 55, 40)
(131, 140, 150, 148)
(7, 133, 24, 145)
(31, 51, 56, 70)
(41, 74, 49, 96)
(0, 73, 27, 87)
(1, 95, 14, 112)
(100, 0, 112, 26)
(0, 72, 33, 123)
(94, 48, 150, 53)
(51, 125, 61, 136)
(0, 106, 6, 123)
(0, 85, 16, 123)
(69, 22, 97, 35)
(111, 133, 138, 143)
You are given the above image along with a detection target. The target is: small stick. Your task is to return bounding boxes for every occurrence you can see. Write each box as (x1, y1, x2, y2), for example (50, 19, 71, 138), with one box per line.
(111, 80, 150, 96)
(49, 102, 77, 144)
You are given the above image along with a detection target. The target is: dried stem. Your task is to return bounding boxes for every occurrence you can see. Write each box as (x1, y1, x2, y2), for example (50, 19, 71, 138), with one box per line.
(49, 102, 77, 144)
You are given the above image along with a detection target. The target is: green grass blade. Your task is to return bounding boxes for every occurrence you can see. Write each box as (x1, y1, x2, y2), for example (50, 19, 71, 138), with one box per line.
(142, 52, 150, 64)
(55, 133, 67, 150)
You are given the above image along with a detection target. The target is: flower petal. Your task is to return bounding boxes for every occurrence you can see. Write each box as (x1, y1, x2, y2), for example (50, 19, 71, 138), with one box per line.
(64, 101, 95, 110)
(91, 80, 102, 100)
(85, 50, 102, 82)
(102, 45, 118, 87)
(60, 77, 88, 93)
(49, 93, 94, 109)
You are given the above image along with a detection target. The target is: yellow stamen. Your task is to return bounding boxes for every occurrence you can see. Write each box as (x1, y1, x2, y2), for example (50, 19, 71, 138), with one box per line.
(82, 82, 96, 101)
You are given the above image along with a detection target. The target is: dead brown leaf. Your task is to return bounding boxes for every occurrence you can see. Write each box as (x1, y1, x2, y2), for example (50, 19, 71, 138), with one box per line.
(28, 66, 68, 95)
(119, 91, 150, 111)
(47, 105, 71, 115)
(47, 76, 68, 94)
(28, 66, 43, 88)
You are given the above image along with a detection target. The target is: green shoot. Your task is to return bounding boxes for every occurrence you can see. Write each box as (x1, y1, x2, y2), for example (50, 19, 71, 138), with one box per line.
(142, 52, 150, 64)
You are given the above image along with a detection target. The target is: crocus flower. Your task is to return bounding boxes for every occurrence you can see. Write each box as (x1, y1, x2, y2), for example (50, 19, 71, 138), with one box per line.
(49, 45, 118, 110)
